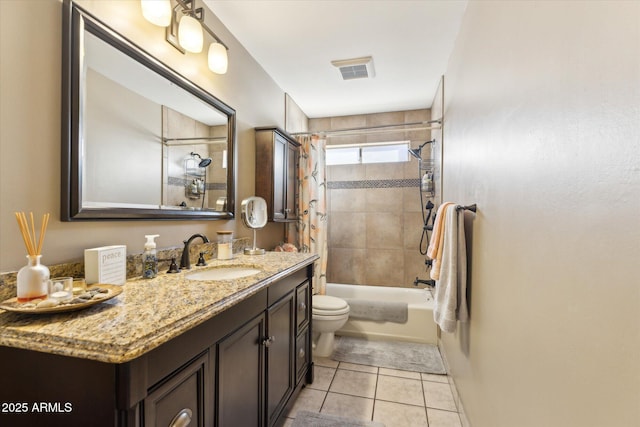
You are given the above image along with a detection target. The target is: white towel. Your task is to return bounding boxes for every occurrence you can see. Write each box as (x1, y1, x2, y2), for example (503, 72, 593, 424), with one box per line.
(433, 205, 468, 333)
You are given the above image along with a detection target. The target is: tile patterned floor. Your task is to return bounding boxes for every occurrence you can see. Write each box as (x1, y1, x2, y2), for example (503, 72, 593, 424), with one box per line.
(283, 356, 463, 427)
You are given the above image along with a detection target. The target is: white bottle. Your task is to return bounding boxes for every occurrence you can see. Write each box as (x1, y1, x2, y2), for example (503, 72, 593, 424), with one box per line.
(143, 234, 160, 279)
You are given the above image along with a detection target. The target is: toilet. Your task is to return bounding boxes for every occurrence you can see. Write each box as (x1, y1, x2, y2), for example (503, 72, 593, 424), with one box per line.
(312, 295, 350, 357)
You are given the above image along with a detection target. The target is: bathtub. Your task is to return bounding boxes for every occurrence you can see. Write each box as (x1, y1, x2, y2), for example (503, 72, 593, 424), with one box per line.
(325, 283, 437, 344)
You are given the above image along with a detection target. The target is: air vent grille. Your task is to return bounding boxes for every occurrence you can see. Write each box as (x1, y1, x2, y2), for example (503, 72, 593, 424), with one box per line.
(338, 64, 369, 80)
(331, 56, 375, 80)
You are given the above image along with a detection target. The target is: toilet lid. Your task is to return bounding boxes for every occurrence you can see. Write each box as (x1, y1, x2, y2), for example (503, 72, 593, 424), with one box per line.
(313, 295, 348, 310)
(313, 295, 350, 316)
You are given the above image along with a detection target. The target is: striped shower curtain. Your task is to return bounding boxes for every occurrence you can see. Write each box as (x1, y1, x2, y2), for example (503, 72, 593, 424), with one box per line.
(292, 135, 328, 294)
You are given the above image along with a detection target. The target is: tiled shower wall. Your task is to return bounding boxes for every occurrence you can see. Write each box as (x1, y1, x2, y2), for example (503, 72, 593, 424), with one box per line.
(309, 110, 436, 288)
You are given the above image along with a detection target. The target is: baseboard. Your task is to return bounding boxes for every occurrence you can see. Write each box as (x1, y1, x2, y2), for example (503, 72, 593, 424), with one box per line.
(437, 338, 471, 427)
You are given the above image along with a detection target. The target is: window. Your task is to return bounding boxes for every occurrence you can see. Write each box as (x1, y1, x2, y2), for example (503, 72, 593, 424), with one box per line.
(326, 141, 410, 166)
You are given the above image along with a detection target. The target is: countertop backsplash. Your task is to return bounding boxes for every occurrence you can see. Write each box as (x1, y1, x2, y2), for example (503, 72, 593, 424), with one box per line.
(0, 237, 250, 301)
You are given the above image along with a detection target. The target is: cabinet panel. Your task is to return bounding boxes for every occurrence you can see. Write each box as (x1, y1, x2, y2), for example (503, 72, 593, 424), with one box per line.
(295, 281, 310, 334)
(144, 352, 208, 427)
(273, 133, 287, 221)
(266, 292, 295, 426)
(216, 314, 265, 427)
(295, 328, 309, 384)
(255, 127, 300, 222)
(285, 139, 298, 220)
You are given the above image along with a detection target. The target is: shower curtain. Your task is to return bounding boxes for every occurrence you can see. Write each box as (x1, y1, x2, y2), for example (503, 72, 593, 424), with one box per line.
(291, 135, 328, 294)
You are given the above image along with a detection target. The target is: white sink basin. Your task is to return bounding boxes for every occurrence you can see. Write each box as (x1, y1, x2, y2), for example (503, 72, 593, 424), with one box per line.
(185, 266, 262, 281)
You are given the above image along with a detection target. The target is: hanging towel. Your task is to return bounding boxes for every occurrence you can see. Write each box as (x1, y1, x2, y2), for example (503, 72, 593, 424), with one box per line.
(343, 298, 408, 323)
(428, 202, 453, 280)
(426, 202, 452, 259)
(433, 205, 468, 333)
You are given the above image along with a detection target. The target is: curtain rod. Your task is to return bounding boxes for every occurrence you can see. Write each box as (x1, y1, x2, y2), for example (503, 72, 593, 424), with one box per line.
(290, 119, 442, 138)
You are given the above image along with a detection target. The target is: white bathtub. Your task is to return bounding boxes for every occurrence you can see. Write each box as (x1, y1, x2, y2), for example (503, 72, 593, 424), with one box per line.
(325, 283, 437, 344)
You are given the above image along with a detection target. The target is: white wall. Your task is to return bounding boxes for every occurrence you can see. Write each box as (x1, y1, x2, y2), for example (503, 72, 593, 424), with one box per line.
(0, 0, 286, 271)
(440, 1, 640, 426)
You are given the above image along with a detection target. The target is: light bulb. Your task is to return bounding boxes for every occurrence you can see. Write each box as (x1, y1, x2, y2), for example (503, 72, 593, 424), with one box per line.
(140, 0, 171, 27)
(208, 42, 228, 74)
(178, 15, 203, 53)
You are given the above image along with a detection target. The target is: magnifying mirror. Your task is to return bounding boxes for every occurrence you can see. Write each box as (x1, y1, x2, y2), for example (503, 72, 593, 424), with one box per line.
(241, 196, 267, 255)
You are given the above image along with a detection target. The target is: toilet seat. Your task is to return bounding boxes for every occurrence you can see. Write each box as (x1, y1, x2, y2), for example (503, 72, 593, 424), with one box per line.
(313, 295, 350, 317)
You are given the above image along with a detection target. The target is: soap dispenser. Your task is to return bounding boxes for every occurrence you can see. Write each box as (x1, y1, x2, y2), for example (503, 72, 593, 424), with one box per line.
(142, 234, 160, 279)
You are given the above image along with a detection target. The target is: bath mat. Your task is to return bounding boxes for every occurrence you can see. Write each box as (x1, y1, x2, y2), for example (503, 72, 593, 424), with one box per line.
(292, 411, 385, 427)
(331, 336, 446, 375)
(343, 298, 408, 323)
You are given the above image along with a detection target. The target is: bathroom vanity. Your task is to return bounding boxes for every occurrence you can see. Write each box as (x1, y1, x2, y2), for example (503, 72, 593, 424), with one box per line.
(0, 252, 316, 427)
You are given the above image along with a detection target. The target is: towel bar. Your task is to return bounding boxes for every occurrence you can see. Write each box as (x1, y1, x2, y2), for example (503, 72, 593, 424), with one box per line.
(456, 204, 477, 212)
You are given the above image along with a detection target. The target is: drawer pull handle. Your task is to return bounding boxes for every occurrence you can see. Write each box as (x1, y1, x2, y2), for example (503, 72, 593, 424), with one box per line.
(298, 348, 305, 358)
(298, 302, 306, 311)
(262, 336, 276, 347)
(170, 408, 193, 427)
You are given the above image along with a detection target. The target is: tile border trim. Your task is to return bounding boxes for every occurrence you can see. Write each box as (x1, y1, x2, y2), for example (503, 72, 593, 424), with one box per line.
(328, 178, 420, 190)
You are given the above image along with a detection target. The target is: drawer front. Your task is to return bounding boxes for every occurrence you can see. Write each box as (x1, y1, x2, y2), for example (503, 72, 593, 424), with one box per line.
(295, 281, 310, 334)
(144, 352, 208, 427)
(295, 328, 309, 384)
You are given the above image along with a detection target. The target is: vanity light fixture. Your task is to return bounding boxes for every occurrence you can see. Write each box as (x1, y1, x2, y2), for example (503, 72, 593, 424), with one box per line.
(141, 0, 229, 74)
(140, 0, 171, 27)
(178, 14, 203, 53)
(208, 42, 228, 74)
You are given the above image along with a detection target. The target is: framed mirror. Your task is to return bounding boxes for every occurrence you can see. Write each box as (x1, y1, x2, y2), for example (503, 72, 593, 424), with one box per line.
(62, 0, 235, 220)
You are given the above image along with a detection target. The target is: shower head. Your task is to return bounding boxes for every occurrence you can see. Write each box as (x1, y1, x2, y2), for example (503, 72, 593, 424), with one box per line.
(408, 148, 422, 159)
(198, 158, 212, 167)
(190, 152, 212, 168)
(407, 140, 435, 160)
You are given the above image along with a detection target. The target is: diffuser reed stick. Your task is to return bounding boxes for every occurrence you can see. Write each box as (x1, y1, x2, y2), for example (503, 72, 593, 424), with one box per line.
(14, 212, 50, 256)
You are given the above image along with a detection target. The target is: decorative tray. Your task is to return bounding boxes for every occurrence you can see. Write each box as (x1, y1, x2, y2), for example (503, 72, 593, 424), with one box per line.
(0, 284, 123, 314)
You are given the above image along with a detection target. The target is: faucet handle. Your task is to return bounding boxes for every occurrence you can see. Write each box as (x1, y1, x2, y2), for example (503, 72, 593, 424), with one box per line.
(196, 252, 208, 267)
(167, 258, 181, 274)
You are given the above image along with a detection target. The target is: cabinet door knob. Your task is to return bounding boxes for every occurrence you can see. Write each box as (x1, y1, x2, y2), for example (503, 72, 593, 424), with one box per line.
(262, 336, 276, 347)
(298, 348, 305, 358)
(298, 302, 306, 311)
(170, 408, 193, 427)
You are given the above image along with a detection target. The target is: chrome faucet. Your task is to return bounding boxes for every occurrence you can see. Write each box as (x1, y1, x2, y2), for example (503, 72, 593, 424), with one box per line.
(180, 234, 209, 269)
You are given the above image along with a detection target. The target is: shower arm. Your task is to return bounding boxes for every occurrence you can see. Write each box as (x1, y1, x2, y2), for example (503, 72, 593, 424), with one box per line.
(408, 139, 435, 160)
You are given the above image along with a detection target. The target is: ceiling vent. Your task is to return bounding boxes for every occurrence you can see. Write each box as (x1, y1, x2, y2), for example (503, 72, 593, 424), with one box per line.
(331, 56, 375, 80)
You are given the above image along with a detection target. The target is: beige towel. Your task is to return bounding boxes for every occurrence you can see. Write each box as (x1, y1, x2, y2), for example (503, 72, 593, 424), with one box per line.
(433, 206, 468, 333)
(429, 202, 453, 280)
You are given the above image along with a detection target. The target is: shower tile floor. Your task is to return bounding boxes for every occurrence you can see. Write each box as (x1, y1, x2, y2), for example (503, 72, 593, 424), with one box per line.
(283, 355, 464, 427)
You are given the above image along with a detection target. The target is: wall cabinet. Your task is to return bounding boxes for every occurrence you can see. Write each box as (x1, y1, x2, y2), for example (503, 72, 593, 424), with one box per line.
(0, 265, 314, 427)
(255, 127, 300, 222)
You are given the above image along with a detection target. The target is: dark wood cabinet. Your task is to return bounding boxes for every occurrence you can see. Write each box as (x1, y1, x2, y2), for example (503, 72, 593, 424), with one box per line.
(0, 264, 314, 427)
(216, 313, 265, 427)
(215, 269, 309, 427)
(266, 292, 295, 426)
(144, 352, 209, 427)
(255, 127, 300, 222)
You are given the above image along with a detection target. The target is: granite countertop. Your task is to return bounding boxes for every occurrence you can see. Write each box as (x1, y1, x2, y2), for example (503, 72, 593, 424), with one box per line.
(0, 252, 317, 364)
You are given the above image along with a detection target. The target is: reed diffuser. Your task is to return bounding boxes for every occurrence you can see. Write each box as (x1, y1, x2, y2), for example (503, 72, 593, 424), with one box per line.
(15, 212, 50, 302)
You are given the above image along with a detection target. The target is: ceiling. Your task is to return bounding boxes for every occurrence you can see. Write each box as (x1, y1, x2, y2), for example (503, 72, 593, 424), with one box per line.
(205, 1, 467, 119)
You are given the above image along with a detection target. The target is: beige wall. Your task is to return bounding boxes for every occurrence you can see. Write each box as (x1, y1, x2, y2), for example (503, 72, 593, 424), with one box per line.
(440, 2, 640, 426)
(0, 0, 286, 272)
(310, 110, 435, 287)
